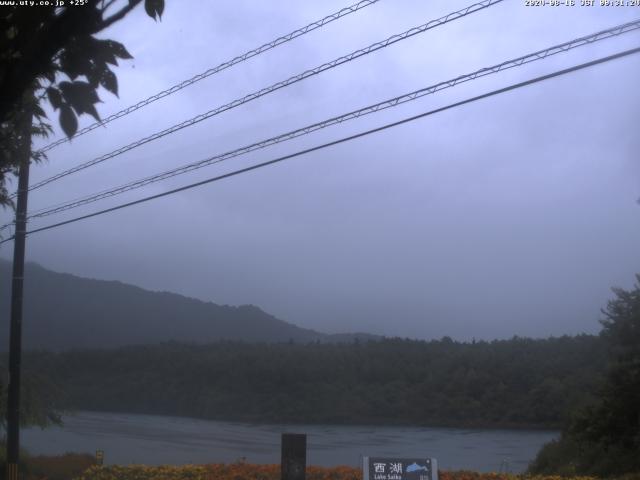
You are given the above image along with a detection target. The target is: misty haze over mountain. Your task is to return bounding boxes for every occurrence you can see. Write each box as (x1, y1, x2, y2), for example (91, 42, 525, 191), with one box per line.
(0, 260, 378, 350)
(0, 1, 638, 342)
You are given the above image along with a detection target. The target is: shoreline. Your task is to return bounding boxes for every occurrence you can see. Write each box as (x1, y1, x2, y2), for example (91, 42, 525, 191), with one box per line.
(60, 409, 562, 433)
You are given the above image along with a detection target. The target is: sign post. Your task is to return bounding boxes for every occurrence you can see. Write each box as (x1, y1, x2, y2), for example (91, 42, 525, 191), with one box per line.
(281, 433, 306, 480)
(363, 457, 438, 480)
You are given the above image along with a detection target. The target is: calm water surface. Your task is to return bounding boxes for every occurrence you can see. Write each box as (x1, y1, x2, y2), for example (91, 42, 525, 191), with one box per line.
(23, 411, 557, 472)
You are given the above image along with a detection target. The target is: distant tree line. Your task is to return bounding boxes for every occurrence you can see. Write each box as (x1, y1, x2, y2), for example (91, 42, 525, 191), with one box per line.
(17, 334, 607, 429)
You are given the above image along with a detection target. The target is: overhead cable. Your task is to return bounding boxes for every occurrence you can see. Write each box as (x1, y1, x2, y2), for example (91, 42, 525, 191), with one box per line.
(20, 18, 640, 222)
(35, 0, 382, 154)
(2, 45, 636, 244)
(23, 0, 504, 195)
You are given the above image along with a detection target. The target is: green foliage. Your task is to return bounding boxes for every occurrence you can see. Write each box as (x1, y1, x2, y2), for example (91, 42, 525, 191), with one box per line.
(0, 92, 51, 208)
(527, 437, 583, 477)
(529, 434, 640, 478)
(529, 275, 640, 477)
(20, 335, 606, 429)
(145, 0, 165, 20)
(0, 368, 65, 430)
(0, 0, 165, 206)
(50, 37, 135, 136)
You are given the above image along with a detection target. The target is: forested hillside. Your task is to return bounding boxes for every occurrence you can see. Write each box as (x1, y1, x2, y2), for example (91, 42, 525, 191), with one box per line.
(20, 335, 606, 428)
(0, 260, 375, 349)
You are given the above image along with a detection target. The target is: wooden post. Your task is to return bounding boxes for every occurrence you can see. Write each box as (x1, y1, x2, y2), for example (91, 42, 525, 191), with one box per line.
(281, 433, 306, 480)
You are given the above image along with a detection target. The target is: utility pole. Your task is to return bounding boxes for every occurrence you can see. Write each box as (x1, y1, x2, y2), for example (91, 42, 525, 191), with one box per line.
(5, 99, 33, 480)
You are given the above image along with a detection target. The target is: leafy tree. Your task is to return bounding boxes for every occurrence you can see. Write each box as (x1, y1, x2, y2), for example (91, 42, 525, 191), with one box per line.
(529, 275, 640, 476)
(0, 0, 165, 207)
(0, 0, 165, 432)
(0, 371, 64, 430)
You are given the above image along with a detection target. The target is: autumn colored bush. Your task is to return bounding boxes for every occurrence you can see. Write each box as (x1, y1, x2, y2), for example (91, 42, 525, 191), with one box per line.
(70, 463, 632, 480)
(0, 442, 94, 480)
(73, 464, 361, 480)
(24, 452, 96, 480)
(74, 464, 211, 480)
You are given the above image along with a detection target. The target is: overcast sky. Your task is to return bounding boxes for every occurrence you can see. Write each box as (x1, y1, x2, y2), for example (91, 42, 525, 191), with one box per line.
(1, 0, 639, 341)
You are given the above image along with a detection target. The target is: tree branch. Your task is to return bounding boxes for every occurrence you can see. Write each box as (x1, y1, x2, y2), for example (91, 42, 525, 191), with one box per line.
(100, 0, 119, 14)
(96, 0, 143, 32)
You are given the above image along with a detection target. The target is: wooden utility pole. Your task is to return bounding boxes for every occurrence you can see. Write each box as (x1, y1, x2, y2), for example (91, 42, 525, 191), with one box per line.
(5, 100, 33, 480)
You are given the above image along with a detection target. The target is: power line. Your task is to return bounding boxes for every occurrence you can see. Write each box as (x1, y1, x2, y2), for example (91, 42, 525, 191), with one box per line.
(35, 0, 382, 155)
(19, 18, 640, 223)
(3, 45, 636, 244)
(2, 18, 637, 233)
(22, 0, 503, 196)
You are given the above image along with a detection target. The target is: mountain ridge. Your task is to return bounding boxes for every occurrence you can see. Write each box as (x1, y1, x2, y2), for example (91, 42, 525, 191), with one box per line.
(0, 259, 379, 350)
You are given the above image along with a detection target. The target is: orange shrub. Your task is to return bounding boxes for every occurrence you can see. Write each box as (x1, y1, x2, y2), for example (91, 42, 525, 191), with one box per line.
(25, 452, 96, 480)
(71, 463, 629, 480)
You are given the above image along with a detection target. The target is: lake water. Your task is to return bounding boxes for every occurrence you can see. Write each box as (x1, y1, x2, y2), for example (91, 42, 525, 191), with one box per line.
(22, 411, 557, 473)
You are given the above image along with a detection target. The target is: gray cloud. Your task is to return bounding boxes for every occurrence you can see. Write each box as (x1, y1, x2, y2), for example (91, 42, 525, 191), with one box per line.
(2, 0, 639, 341)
